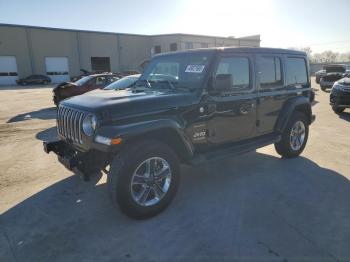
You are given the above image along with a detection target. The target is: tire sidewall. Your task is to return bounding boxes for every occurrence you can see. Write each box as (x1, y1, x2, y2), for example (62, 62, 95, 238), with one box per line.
(277, 112, 309, 158)
(110, 141, 180, 219)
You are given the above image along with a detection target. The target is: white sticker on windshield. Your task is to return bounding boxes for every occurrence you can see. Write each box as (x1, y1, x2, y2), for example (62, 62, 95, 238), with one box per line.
(185, 65, 205, 73)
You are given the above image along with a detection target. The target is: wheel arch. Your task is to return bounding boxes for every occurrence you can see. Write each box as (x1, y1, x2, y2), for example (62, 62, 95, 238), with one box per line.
(98, 119, 195, 163)
(275, 96, 313, 133)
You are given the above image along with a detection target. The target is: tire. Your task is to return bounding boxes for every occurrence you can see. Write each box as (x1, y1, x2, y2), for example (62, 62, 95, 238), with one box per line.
(321, 86, 326, 91)
(107, 140, 180, 219)
(332, 106, 344, 114)
(275, 112, 309, 158)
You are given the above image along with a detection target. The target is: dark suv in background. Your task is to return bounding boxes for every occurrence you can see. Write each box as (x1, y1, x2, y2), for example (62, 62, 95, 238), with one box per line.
(320, 64, 346, 91)
(44, 47, 315, 219)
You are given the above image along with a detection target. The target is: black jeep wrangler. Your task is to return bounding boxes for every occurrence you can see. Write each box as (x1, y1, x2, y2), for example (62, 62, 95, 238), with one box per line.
(44, 47, 315, 219)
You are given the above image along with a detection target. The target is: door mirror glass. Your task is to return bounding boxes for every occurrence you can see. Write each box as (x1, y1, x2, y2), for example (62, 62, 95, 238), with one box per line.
(214, 74, 233, 91)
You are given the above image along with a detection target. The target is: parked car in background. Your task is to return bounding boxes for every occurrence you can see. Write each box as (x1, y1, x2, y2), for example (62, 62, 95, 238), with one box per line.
(53, 73, 119, 105)
(104, 74, 140, 90)
(16, 75, 51, 86)
(320, 64, 346, 91)
(330, 75, 350, 114)
(315, 69, 326, 84)
(70, 69, 92, 82)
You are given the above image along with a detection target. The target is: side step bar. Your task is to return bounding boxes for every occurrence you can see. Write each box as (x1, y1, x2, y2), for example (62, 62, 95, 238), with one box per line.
(190, 133, 281, 166)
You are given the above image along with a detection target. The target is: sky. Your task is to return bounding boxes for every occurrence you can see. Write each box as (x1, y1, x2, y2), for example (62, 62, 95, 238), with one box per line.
(0, 0, 349, 53)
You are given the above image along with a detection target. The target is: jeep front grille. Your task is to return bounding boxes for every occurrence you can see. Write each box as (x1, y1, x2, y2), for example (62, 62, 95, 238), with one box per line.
(57, 105, 86, 144)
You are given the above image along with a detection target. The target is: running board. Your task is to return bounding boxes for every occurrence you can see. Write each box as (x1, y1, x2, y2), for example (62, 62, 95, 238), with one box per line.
(190, 133, 281, 166)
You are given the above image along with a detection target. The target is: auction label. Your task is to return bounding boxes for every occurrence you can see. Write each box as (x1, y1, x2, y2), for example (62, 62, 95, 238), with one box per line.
(185, 65, 205, 73)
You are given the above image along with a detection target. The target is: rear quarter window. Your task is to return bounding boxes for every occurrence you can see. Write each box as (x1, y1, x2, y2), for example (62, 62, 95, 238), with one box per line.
(286, 57, 308, 86)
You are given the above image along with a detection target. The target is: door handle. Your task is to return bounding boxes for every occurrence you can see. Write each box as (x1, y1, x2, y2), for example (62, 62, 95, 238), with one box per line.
(239, 103, 254, 115)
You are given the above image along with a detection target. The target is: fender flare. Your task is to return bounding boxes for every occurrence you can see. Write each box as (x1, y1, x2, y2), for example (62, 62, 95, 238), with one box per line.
(275, 96, 312, 133)
(95, 119, 194, 161)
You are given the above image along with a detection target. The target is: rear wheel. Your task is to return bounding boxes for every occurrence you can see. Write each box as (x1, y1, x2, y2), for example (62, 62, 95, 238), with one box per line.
(275, 112, 309, 158)
(107, 140, 180, 219)
(332, 106, 344, 114)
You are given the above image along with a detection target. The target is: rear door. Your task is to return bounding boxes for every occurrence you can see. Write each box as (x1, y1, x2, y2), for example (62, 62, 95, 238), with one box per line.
(256, 54, 286, 134)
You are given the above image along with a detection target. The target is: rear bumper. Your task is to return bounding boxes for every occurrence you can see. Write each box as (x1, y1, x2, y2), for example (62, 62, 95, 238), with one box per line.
(320, 81, 334, 88)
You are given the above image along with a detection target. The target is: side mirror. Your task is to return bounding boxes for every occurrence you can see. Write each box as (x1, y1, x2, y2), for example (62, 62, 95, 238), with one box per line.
(214, 74, 232, 92)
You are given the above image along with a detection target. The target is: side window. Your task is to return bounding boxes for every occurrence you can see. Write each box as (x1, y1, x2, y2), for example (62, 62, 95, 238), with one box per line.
(215, 57, 250, 91)
(286, 57, 308, 85)
(258, 57, 282, 89)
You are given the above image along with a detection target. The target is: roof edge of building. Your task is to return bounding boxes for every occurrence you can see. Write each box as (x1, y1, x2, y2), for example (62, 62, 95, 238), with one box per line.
(0, 23, 260, 41)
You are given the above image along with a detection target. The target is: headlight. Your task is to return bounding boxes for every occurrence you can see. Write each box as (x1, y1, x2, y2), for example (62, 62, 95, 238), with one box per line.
(332, 83, 344, 91)
(82, 114, 97, 136)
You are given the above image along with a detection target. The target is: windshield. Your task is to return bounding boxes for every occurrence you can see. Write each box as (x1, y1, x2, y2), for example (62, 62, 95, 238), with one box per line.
(139, 53, 213, 90)
(104, 76, 139, 90)
(74, 76, 93, 86)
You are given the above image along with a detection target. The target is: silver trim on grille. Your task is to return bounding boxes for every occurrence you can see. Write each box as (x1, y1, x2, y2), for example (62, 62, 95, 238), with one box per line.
(57, 105, 86, 144)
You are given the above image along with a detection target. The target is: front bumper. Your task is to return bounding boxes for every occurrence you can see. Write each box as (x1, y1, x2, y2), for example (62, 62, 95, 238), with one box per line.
(43, 140, 82, 171)
(330, 91, 350, 108)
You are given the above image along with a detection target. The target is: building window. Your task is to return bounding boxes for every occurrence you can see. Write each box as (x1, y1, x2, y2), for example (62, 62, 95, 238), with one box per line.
(154, 45, 161, 54)
(184, 42, 193, 50)
(201, 43, 209, 48)
(170, 43, 177, 52)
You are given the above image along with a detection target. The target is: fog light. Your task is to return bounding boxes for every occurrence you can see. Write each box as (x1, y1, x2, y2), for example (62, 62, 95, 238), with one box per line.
(95, 135, 112, 145)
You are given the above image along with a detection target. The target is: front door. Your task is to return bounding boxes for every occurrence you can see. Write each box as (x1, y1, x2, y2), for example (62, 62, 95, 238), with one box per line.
(206, 54, 257, 145)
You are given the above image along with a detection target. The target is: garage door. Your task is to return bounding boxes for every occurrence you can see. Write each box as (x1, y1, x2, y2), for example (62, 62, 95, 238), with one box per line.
(45, 57, 70, 83)
(0, 56, 18, 85)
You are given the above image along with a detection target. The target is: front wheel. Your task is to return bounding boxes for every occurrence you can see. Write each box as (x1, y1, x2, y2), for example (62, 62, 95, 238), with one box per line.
(275, 112, 309, 158)
(107, 140, 180, 219)
(332, 106, 344, 114)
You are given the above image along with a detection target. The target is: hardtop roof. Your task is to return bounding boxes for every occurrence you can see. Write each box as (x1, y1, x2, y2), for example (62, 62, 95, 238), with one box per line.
(155, 47, 306, 57)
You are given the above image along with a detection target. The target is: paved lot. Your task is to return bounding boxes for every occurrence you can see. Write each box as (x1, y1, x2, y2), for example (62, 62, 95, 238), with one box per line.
(0, 79, 350, 262)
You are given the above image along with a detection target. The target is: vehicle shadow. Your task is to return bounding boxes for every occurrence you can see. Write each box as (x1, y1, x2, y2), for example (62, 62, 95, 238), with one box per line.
(1, 152, 350, 261)
(35, 126, 58, 141)
(7, 107, 56, 123)
(338, 111, 350, 122)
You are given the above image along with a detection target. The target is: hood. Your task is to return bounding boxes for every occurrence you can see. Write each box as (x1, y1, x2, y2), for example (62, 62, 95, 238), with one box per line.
(322, 73, 344, 82)
(53, 82, 77, 91)
(336, 77, 350, 86)
(325, 66, 346, 73)
(61, 88, 196, 118)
